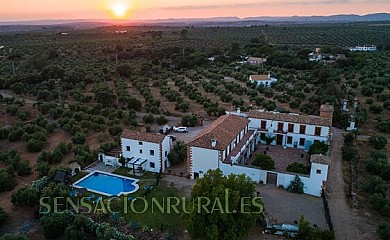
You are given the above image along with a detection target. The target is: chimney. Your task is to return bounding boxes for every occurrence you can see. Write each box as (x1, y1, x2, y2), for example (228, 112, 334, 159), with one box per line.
(211, 139, 217, 148)
(319, 104, 334, 124)
(237, 108, 241, 115)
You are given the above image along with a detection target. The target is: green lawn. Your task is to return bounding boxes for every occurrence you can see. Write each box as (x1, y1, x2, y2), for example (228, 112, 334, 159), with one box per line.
(71, 171, 89, 183)
(122, 184, 185, 234)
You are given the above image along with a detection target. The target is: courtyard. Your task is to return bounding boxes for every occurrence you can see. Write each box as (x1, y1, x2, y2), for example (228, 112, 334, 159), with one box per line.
(258, 184, 328, 230)
(247, 144, 309, 173)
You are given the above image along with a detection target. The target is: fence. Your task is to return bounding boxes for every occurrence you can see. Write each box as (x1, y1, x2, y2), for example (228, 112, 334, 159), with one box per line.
(321, 189, 334, 231)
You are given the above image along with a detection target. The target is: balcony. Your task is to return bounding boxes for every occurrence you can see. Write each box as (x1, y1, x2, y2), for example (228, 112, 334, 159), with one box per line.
(225, 130, 258, 165)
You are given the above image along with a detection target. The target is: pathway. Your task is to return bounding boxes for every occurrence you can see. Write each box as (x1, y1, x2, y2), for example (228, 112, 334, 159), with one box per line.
(327, 128, 376, 240)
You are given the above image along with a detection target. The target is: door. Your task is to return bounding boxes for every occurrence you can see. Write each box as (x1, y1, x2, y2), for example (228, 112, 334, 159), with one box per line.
(266, 172, 277, 185)
(99, 155, 103, 162)
(276, 134, 283, 145)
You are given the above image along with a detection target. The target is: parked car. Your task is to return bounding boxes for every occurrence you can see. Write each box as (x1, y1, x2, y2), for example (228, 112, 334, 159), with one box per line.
(167, 135, 176, 141)
(173, 126, 188, 133)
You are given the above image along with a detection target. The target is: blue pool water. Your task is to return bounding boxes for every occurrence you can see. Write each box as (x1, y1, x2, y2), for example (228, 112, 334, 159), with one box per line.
(74, 171, 139, 196)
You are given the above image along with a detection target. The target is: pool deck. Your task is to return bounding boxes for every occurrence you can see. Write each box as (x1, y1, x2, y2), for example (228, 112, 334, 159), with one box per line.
(72, 170, 140, 197)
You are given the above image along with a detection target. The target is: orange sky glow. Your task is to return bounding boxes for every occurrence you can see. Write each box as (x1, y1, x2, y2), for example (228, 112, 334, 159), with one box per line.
(0, 0, 389, 21)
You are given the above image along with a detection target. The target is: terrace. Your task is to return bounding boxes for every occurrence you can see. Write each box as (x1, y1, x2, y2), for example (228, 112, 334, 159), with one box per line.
(224, 129, 258, 164)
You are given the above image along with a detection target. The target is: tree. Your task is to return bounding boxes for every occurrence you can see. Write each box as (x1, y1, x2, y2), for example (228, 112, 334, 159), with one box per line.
(72, 132, 86, 145)
(263, 134, 275, 145)
(0, 169, 15, 192)
(287, 175, 304, 194)
(37, 161, 50, 178)
(186, 169, 263, 240)
(362, 176, 388, 195)
(156, 115, 168, 125)
(181, 114, 197, 127)
(0, 207, 8, 226)
(0, 234, 28, 240)
(26, 139, 45, 152)
(16, 160, 31, 176)
(180, 29, 188, 40)
(378, 224, 390, 240)
(143, 114, 155, 124)
(167, 141, 187, 165)
(296, 215, 335, 240)
(11, 187, 38, 206)
(343, 133, 355, 146)
(252, 154, 275, 170)
(369, 135, 388, 150)
(308, 141, 329, 155)
(286, 162, 310, 174)
(40, 212, 74, 239)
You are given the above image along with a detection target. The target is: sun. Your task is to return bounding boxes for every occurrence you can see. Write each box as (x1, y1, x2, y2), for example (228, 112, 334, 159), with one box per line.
(109, 0, 132, 19)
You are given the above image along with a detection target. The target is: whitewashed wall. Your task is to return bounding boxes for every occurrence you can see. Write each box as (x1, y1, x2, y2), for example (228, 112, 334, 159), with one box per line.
(190, 147, 219, 178)
(121, 138, 161, 173)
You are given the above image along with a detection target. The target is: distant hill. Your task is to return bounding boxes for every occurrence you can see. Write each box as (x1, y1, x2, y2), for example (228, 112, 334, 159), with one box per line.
(0, 13, 389, 31)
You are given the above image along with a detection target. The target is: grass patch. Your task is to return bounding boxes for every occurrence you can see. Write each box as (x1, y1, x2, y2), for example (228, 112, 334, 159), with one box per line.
(71, 171, 89, 183)
(123, 185, 185, 234)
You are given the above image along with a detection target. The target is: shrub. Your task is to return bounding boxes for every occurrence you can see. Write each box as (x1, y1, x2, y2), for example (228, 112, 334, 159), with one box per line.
(378, 224, 390, 240)
(341, 146, 356, 161)
(343, 133, 355, 146)
(369, 104, 383, 114)
(11, 187, 38, 207)
(143, 114, 155, 124)
(181, 114, 197, 127)
(287, 175, 304, 194)
(0, 234, 28, 240)
(0, 207, 8, 225)
(40, 212, 74, 239)
(16, 160, 31, 176)
(26, 139, 45, 152)
(252, 154, 275, 170)
(72, 132, 86, 145)
(156, 116, 168, 125)
(362, 176, 388, 195)
(0, 169, 15, 192)
(308, 141, 329, 155)
(369, 135, 388, 150)
(37, 161, 50, 177)
(286, 162, 310, 174)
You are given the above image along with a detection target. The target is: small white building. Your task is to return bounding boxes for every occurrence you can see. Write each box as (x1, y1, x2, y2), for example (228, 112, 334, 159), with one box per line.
(308, 52, 322, 61)
(247, 56, 267, 65)
(349, 45, 377, 51)
(99, 130, 171, 174)
(248, 105, 334, 150)
(249, 73, 277, 88)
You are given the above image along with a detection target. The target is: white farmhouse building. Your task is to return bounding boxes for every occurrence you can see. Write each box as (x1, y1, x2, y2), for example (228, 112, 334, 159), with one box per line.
(248, 105, 334, 150)
(99, 130, 171, 174)
(249, 73, 277, 87)
(349, 45, 377, 52)
(187, 114, 258, 179)
(187, 105, 334, 197)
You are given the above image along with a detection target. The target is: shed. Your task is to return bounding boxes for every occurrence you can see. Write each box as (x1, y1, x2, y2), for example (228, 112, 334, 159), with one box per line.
(68, 162, 81, 176)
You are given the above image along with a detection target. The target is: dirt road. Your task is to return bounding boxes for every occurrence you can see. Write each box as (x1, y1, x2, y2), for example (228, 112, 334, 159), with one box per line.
(327, 128, 377, 240)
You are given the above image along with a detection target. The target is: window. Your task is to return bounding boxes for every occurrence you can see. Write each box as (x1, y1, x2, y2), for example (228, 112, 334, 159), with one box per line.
(138, 141, 143, 145)
(165, 151, 167, 157)
(150, 162, 155, 168)
(287, 136, 293, 144)
(299, 125, 306, 134)
(139, 149, 143, 154)
(126, 146, 130, 151)
(278, 122, 284, 132)
(299, 138, 305, 146)
(288, 123, 294, 133)
(316, 169, 322, 174)
(315, 127, 322, 136)
(150, 150, 154, 156)
(261, 120, 266, 129)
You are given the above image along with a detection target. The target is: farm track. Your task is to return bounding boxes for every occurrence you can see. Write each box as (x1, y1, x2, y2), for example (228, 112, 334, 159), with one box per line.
(327, 128, 378, 240)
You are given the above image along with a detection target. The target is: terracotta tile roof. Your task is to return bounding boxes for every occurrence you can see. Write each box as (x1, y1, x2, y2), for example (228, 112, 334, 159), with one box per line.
(122, 129, 165, 144)
(320, 105, 334, 112)
(310, 154, 331, 165)
(248, 110, 332, 127)
(189, 114, 249, 151)
(250, 75, 270, 81)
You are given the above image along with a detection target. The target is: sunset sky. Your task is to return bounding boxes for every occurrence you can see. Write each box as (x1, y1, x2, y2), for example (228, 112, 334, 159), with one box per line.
(1, 0, 389, 21)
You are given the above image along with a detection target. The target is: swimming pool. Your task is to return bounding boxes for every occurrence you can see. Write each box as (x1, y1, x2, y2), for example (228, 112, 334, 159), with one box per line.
(73, 171, 139, 196)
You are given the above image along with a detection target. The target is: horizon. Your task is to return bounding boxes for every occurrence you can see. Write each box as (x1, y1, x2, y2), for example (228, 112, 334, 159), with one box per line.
(1, 0, 389, 22)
